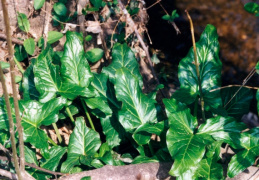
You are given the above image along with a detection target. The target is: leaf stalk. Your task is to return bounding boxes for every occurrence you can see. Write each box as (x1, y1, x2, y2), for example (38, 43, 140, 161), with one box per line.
(52, 123, 62, 143)
(65, 107, 75, 126)
(81, 99, 96, 131)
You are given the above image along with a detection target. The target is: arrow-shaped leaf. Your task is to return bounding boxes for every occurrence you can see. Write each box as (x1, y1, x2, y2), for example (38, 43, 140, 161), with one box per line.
(59, 31, 93, 99)
(103, 43, 143, 87)
(20, 97, 66, 152)
(227, 127, 259, 178)
(61, 117, 101, 173)
(173, 24, 222, 111)
(114, 68, 157, 133)
(34, 46, 61, 103)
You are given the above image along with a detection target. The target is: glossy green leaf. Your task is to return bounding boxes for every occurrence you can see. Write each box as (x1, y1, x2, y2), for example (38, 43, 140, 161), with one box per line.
(174, 24, 222, 111)
(0, 130, 9, 147)
(166, 128, 207, 177)
(40, 146, 67, 171)
(53, 2, 67, 16)
(61, 117, 101, 173)
(47, 31, 63, 44)
(228, 128, 259, 178)
(17, 13, 30, 32)
(24, 38, 35, 55)
(244, 2, 259, 14)
(0, 98, 15, 130)
(14, 45, 27, 62)
(222, 87, 253, 120)
(24, 146, 38, 165)
(34, 0, 45, 10)
(86, 73, 125, 148)
(60, 31, 93, 99)
(21, 59, 40, 101)
(163, 98, 197, 134)
(0, 62, 10, 69)
(85, 48, 104, 63)
(100, 151, 124, 166)
(198, 116, 246, 144)
(20, 97, 66, 153)
(132, 156, 159, 164)
(34, 46, 61, 103)
(90, 0, 103, 8)
(194, 158, 223, 180)
(103, 43, 143, 87)
(115, 68, 157, 133)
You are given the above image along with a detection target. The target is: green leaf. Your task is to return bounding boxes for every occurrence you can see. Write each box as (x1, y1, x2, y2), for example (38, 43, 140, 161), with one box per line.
(53, 2, 67, 16)
(166, 129, 207, 177)
(34, 0, 45, 10)
(0, 98, 15, 130)
(103, 43, 143, 87)
(162, 14, 170, 21)
(86, 73, 125, 148)
(222, 87, 253, 120)
(198, 116, 246, 144)
(244, 2, 259, 14)
(17, 13, 30, 32)
(163, 98, 197, 134)
(24, 146, 38, 165)
(194, 158, 224, 180)
(85, 48, 104, 63)
(228, 128, 259, 178)
(61, 117, 101, 173)
(132, 156, 159, 164)
(60, 31, 93, 99)
(14, 45, 27, 62)
(34, 46, 61, 103)
(20, 97, 66, 153)
(85, 35, 92, 42)
(24, 38, 35, 55)
(15, 76, 22, 83)
(90, 0, 103, 8)
(47, 31, 63, 44)
(0, 130, 9, 147)
(21, 59, 40, 101)
(174, 24, 222, 111)
(114, 68, 157, 133)
(40, 146, 67, 171)
(0, 62, 10, 69)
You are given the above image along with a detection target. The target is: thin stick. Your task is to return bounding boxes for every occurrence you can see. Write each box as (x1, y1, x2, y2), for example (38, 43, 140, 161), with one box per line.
(0, 33, 23, 45)
(224, 68, 256, 108)
(48, 136, 58, 146)
(146, 0, 161, 10)
(0, 64, 21, 180)
(0, 155, 65, 176)
(1, 0, 24, 178)
(117, 0, 167, 98)
(43, 1, 51, 48)
(210, 84, 259, 92)
(0, 168, 17, 179)
(81, 99, 96, 131)
(186, 10, 206, 122)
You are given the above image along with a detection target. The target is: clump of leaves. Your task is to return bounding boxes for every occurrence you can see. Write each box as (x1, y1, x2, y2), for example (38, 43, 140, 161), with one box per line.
(0, 22, 257, 180)
(244, 2, 259, 16)
(162, 10, 179, 22)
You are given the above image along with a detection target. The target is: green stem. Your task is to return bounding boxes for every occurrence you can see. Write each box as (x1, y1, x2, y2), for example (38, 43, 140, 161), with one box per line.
(66, 107, 75, 126)
(52, 123, 62, 144)
(14, 57, 24, 74)
(186, 10, 206, 122)
(81, 98, 96, 131)
(148, 142, 155, 156)
(48, 136, 57, 146)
